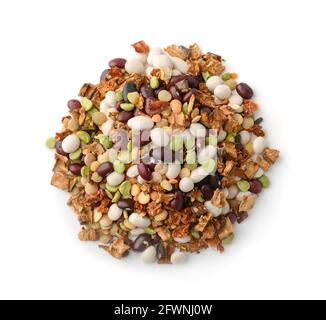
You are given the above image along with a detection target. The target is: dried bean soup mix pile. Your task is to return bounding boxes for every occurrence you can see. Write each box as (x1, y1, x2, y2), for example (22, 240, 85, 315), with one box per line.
(46, 41, 279, 264)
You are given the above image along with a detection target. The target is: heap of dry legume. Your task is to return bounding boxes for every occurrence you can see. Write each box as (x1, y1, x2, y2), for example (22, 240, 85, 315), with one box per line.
(46, 41, 279, 264)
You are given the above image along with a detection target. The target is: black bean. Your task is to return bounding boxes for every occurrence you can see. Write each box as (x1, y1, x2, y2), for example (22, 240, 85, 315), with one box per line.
(195, 176, 210, 188)
(140, 85, 154, 99)
(55, 140, 68, 156)
(132, 130, 151, 147)
(201, 185, 214, 200)
(208, 173, 221, 189)
(67, 99, 81, 111)
(137, 163, 152, 181)
(132, 234, 153, 252)
(109, 58, 126, 69)
(116, 111, 134, 123)
(96, 162, 113, 177)
(254, 117, 263, 125)
(69, 163, 82, 176)
(170, 191, 184, 211)
(236, 83, 254, 99)
(123, 82, 137, 102)
(117, 199, 134, 211)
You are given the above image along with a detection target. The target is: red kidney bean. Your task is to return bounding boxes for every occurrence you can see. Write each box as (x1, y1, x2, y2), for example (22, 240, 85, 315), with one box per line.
(123, 82, 137, 102)
(132, 130, 151, 147)
(170, 191, 184, 211)
(117, 199, 134, 211)
(137, 163, 152, 181)
(182, 89, 196, 102)
(132, 234, 153, 252)
(69, 163, 82, 176)
(96, 162, 113, 177)
(55, 140, 68, 156)
(201, 185, 214, 200)
(100, 69, 108, 82)
(236, 83, 254, 99)
(168, 75, 186, 88)
(116, 111, 134, 123)
(249, 179, 262, 194)
(169, 86, 181, 100)
(140, 85, 154, 99)
(109, 58, 127, 69)
(67, 99, 81, 111)
(209, 173, 221, 189)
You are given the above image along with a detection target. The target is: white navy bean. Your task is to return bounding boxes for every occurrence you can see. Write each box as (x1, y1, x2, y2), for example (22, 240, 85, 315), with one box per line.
(150, 128, 170, 147)
(125, 59, 145, 74)
(129, 213, 151, 228)
(147, 48, 162, 65)
(198, 145, 217, 165)
(190, 123, 206, 138)
(141, 246, 157, 264)
(253, 137, 267, 154)
(105, 91, 116, 107)
(254, 168, 265, 178)
(108, 204, 123, 221)
(101, 119, 114, 136)
(174, 236, 191, 244)
(229, 94, 243, 106)
(130, 228, 145, 236)
(179, 177, 194, 193)
(240, 131, 251, 145)
(126, 165, 139, 178)
(166, 163, 181, 180)
(172, 69, 182, 76)
(62, 134, 80, 154)
(229, 104, 244, 113)
(206, 76, 223, 93)
(205, 201, 223, 217)
(127, 116, 154, 131)
(134, 52, 147, 64)
(217, 128, 227, 142)
(222, 201, 230, 214)
(170, 56, 188, 74)
(227, 185, 239, 199)
(214, 84, 232, 100)
(190, 166, 209, 183)
(236, 191, 252, 202)
(171, 251, 187, 264)
(106, 172, 125, 187)
(153, 54, 173, 70)
(146, 66, 154, 78)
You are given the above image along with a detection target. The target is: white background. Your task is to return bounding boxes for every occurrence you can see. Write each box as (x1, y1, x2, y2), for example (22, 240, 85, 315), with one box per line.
(0, 0, 325, 300)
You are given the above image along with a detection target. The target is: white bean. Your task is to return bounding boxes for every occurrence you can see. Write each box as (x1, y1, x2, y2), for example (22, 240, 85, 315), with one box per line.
(205, 201, 223, 218)
(147, 48, 162, 65)
(174, 236, 191, 244)
(172, 69, 182, 76)
(229, 94, 243, 106)
(150, 128, 170, 147)
(171, 251, 187, 264)
(108, 204, 123, 221)
(137, 175, 146, 185)
(190, 123, 206, 138)
(217, 128, 227, 142)
(229, 104, 244, 113)
(253, 137, 267, 154)
(129, 213, 151, 228)
(190, 166, 209, 183)
(214, 84, 232, 100)
(141, 246, 157, 264)
(127, 116, 154, 131)
(106, 172, 125, 187)
(227, 185, 239, 199)
(125, 59, 145, 74)
(100, 99, 109, 113)
(198, 145, 217, 165)
(254, 168, 265, 178)
(105, 91, 116, 107)
(146, 66, 154, 78)
(222, 201, 230, 214)
(153, 54, 173, 70)
(170, 56, 188, 74)
(62, 135, 80, 154)
(179, 177, 194, 193)
(134, 52, 147, 64)
(101, 119, 114, 136)
(240, 131, 251, 145)
(126, 165, 139, 178)
(206, 76, 223, 93)
(236, 191, 252, 202)
(166, 163, 181, 180)
(130, 228, 145, 236)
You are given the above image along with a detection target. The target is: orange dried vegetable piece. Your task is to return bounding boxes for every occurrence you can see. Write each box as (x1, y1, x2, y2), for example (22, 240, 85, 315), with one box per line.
(131, 40, 150, 54)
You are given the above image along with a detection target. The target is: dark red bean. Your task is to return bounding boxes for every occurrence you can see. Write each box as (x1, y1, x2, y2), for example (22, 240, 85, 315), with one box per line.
(55, 140, 68, 156)
(132, 130, 151, 147)
(169, 86, 181, 100)
(67, 99, 81, 111)
(96, 162, 113, 177)
(123, 82, 137, 102)
(117, 199, 134, 211)
(100, 69, 108, 82)
(170, 191, 184, 211)
(152, 234, 161, 245)
(209, 173, 221, 189)
(195, 176, 210, 188)
(200, 107, 212, 115)
(201, 185, 214, 200)
(236, 83, 254, 99)
(249, 179, 262, 194)
(109, 58, 127, 69)
(169, 75, 186, 88)
(227, 212, 238, 224)
(132, 234, 153, 252)
(140, 85, 154, 99)
(69, 163, 82, 176)
(115, 100, 124, 112)
(137, 163, 152, 181)
(147, 162, 157, 172)
(186, 75, 200, 89)
(116, 111, 134, 123)
(183, 89, 196, 102)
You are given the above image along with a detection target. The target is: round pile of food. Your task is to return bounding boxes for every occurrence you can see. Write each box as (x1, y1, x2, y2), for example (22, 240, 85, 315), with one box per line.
(46, 41, 279, 264)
